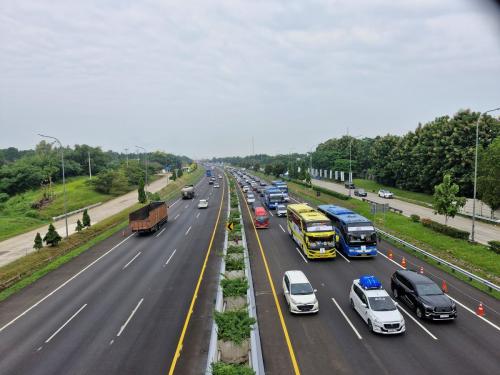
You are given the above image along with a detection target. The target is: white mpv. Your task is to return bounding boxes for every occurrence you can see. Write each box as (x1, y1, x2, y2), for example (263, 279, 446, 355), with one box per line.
(283, 270, 319, 314)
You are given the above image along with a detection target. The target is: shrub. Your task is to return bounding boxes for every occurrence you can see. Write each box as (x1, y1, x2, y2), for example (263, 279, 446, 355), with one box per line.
(0, 192, 9, 203)
(227, 245, 244, 255)
(211, 362, 255, 375)
(225, 255, 245, 271)
(43, 223, 62, 246)
(221, 277, 248, 297)
(421, 218, 470, 240)
(410, 214, 420, 223)
(488, 241, 500, 254)
(214, 310, 256, 344)
(228, 231, 242, 242)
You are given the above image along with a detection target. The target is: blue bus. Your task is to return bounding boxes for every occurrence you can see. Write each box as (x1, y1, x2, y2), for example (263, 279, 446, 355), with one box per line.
(318, 205, 378, 257)
(272, 181, 289, 201)
(264, 187, 285, 209)
(206, 169, 212, 177)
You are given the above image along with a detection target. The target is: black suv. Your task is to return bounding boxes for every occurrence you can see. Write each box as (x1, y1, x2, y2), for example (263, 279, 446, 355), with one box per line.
(391, 270, 456, 320)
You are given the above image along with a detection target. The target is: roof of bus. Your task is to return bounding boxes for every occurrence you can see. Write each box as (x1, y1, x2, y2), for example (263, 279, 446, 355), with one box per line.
(318, 204, 372, 224)
(287, 203, 315, 213)
(287, 204, 330, 222)
(254, 206, 267, 215)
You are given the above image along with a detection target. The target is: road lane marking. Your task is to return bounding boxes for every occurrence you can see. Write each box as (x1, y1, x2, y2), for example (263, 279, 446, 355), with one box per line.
(117, 298, 144, 337)
(336, 250, 350, 263)
(0, 234, 134, 334)
(269, 210, 274, 217)
(185, 226, 192, 236)
(331, 297, 362, 339)
(196, 212, 200, 219)
(45, 304, 87, 343)
(168, 176, 226, 375)
(170, 199, 180, 207)
(165, 249, 177, 266)
(174, 214, 180, 220)
(185, 204, 189, 209)
(123, 252, 141, 269)
(397, 305, 438, 340)
(379, 249, 500, 332)
(295, 247, 308, 263)
(279, 224, 286, 233)
(155, 227, 167, 238)
(239, 184, 301, 375)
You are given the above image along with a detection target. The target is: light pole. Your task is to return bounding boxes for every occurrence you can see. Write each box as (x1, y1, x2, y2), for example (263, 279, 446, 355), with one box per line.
(124, 148, 129, 167)
(348, 135, 362, 197)
(135, 146, 148, 191)
(38, 134, 68, 238)
(471, 107, 500, 242)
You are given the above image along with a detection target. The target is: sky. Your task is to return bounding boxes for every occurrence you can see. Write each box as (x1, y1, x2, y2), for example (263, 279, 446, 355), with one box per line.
(1, 0, 499, 159)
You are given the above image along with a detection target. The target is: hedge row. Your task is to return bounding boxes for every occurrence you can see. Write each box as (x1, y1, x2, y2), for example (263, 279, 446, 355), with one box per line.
(488, 241, 500, 254)
(420, 218, 470, 240)
(283, 177, 350, 201)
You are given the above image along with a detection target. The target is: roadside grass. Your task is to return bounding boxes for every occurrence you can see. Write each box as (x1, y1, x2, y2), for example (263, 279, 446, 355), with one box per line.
(0, 170, 201, 301)
(254, 171, 499, 297)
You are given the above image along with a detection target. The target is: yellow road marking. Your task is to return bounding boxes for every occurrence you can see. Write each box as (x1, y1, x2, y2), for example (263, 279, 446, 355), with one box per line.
(168, 177, 226, 375)
(238, 183, 301, 375)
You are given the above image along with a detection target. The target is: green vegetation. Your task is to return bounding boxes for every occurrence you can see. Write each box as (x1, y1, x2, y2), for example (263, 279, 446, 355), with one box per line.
(82, 209, 91, 227)
(352, 178, 434, 205)
(211, 362, 255, 375)
(421, 218, 469, 240)
(138, 178, 147, 203)
(33, 232, 43, 250)
(214, 310, 256, 344)
(221, 277, 249, 297)
(227, 245, 244, 255)
(433, 174, 466, 224)
(225, 255, 245, 271)
(478, 137, 500, 213)
(488, 241, 500, 254)
(43, 224, 62, 246)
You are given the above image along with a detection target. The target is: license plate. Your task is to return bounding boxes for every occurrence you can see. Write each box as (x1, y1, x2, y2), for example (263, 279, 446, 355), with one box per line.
(320, 248, 325, 254)
(388, 329, 396, 333)
(440, 314, 449, 318)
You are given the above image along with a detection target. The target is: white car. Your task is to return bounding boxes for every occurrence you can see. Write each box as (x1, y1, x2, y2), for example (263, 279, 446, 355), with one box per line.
(218, 175, 223, 179)
(214, 183, 220, 188)
(247, 194, 255, 204)
(242, 186, 249, 192)
(283, 270, 319, 314)
(276, 204, 287, 217)
(349, 276, 405, 335)
(197, 199, 208, 209)
(378, 190, 394, 199)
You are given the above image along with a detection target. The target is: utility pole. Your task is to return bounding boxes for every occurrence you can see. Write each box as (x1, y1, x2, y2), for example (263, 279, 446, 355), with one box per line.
(136, 145, 148, 191)
(124, 148, 129, 167)
(88, 151, 92, 180)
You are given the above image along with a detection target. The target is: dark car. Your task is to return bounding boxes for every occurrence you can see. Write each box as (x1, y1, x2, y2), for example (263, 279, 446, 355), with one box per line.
(354, 188, 367, 197)
(345, 182, 355, 189)
(391, 270, 456, 321)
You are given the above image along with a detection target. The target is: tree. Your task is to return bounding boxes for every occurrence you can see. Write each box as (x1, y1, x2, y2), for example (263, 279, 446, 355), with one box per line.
(177, 168, 183, 178)
(82, 209, 91, 227)
(43, 224, 62, 246)
(110, 171, 129, 195)
(305, 171, 311, 186)
(138, 178, 147, 203)
(33, 232, 43, 250)
(478, 137, 500, 214)
(75, 219, 84, 232)
(272, 162, 287, 177)
(170, 170, 177, 181)
(433, 174, 466, 225)
(264, 164, 273, 175)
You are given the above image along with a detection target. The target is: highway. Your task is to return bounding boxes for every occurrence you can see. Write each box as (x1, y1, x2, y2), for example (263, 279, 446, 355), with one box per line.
(237, 173, 500, 375)
(0, 171, 226, 375)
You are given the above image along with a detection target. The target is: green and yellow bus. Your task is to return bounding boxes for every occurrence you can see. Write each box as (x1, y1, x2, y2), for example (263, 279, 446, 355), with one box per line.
(286, 204, 338, 259)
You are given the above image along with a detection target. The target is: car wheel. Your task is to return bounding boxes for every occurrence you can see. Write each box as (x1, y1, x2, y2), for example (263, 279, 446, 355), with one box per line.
(368, 320, 374, 333)
(416, 307, 424, 319)
(393, 288, 399, 299)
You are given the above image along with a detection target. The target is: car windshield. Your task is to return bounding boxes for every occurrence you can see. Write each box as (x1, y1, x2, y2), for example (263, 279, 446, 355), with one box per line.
(415, 283, 442, 296)
(290, 282, 314, 295)
(277, 205, 285, 210)
(199, 200, 206, 203)
(368, 296, 397, 311)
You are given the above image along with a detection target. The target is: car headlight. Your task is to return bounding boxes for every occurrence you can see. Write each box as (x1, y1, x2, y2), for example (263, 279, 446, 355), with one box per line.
(423, 304, 433, 312)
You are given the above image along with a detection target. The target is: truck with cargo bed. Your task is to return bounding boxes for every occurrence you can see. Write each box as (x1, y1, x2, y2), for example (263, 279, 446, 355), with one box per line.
(181, 185, 195, 199)
(129, 201, 168, 233)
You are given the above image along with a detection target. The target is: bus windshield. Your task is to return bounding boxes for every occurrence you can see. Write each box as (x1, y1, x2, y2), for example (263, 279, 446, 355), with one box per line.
(347, 223, 376, 245)
(269, 194, 283, 203)
(306, 221, 333, 232)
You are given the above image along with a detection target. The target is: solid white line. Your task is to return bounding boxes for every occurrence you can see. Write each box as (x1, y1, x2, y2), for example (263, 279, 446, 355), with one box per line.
(398, 305, 438, 340)
(295, 247, 308, 263)
(196, 212, 200, 219)
(448, 296, 500, 332)
(165, 249, 177, 265)
(0, 234, 134, 334)
(331, 297, 362, 340)
(290, 196, 301, 203)
(185, 204, 189, 209)
(279, 224, 286, 233)
(155, 227, 167, 238)
(336, 250, 351, 263)
(269, 211, 274, 217)
(378, 250, 402, 267)
(170, 198, 180, 207)
(174, 214, 180, 220)
(185, 226, 192, 236)
(117, 298, 144, 337)
(45, 304, 87, 343)
(123, 252, 141, 269)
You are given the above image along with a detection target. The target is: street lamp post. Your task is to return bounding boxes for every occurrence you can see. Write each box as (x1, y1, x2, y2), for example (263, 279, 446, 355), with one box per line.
(135, 146, 148, 191)
(38, 134, 68, 238)
(471, 107, 500, 242)
(124, 148, 129, 167)
(348, 135, 362, 197)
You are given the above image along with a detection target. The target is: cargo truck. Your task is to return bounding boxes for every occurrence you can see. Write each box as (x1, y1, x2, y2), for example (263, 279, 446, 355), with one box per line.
(181, 184, 195, 199)
(129, 201, 168, 233)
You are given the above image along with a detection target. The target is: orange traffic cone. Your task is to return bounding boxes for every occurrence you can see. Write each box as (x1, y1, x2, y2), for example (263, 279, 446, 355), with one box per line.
(476, 302, 485, 317)
(401, 257, 407, 269)
(419, 266, 424, 274)
(388, 249, 393, 260)
(441, 280, 448, 293)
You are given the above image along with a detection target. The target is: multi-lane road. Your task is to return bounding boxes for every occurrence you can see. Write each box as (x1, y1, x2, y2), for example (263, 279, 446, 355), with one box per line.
(0, 171, 226, 375)
(237, 173, 500, 375)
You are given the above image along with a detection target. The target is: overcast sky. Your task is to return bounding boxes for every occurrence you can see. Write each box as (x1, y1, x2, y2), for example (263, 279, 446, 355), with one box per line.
(1, 0, 499, 159)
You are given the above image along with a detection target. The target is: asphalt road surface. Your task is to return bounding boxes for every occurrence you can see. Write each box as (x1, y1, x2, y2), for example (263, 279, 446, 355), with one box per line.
(239, 174, 500, 375)
(0, 170, 226, 375)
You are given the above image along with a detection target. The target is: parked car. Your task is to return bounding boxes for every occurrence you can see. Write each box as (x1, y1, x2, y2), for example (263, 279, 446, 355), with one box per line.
(345, 182, 355, 189)
(197, 199, 208, 209)
(354, 188, 367, 197)
(350, 275, 405, 334)
(282, 270, 319, 314)
(378, 189, 394, 199)
(391, 270, 456, 320)
(276, 204, 287, 217)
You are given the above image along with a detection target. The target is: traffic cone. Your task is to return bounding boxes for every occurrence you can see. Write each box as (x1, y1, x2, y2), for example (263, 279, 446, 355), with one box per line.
(388, 249, 393, 260)
(441, 280, 448, 293)
(419, 266, 424, 274)
(476, 302, 485, 317)
(401, 257, 407, 269)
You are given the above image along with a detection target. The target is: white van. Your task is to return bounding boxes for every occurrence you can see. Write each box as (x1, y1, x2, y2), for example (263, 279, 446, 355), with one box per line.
(282, 270, 319, 314)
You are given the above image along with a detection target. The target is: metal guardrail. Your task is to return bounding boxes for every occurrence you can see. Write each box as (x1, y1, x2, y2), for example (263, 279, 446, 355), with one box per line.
(52, 202, 102, 221)
(376, 228, 500, 293)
